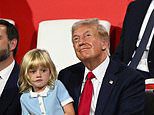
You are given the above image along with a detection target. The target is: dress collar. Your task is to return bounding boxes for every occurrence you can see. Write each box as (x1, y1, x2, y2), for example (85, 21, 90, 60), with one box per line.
(30, 86, 50, 98)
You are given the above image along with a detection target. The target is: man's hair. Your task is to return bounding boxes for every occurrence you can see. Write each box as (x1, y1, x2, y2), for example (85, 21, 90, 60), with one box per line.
(0, 19, 19, 57)
(72, 18, 109, 41)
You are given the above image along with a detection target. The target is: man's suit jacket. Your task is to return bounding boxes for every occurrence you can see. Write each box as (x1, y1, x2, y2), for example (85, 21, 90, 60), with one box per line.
(113, 0, 154, 76)
(0, 62, 21, 115)
(58, 59, 145, 115)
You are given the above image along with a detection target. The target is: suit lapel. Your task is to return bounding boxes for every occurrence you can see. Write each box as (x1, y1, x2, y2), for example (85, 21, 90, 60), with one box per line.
(0, 62, 19, 112)
(149, 36, 154, 53)
(95, 60, 119, 114)
(73, 71, 84, 108)
(70, 63, 85, 112)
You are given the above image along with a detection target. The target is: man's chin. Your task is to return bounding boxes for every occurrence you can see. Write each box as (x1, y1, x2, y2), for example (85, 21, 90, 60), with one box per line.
(78, 56, 91, 62)
(0, 50, 10, 62)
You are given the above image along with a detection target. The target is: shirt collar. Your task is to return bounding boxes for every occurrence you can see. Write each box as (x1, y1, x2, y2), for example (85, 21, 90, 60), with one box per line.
(0, 60, 15, 80)
(30, 86, 50, 98)
(84, 56, 110, 82)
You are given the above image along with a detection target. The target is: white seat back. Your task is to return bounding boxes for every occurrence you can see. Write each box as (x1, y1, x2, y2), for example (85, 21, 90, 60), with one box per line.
(37, 19, 111, 72)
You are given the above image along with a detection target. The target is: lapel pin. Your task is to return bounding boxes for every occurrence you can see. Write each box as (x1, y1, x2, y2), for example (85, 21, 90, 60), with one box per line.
(109, 80, 113, 84)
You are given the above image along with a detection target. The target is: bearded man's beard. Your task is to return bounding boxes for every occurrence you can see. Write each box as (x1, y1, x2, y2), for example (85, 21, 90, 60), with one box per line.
(0, 45, 10, 62)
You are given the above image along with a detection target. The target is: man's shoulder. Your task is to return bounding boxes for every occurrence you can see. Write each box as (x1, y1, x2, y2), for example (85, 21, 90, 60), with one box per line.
(59, 62, 84, 73)
(109, 59, 144, 80)
(128, 0, 151, 10)
(14, 61, 20, 70)
(10, 61, 20, 74)
(9, 61, 20, 79)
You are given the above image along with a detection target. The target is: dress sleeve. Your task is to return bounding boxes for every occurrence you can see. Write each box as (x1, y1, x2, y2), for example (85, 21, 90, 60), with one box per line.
(56, 80, 73, 106)
(20, 94, 30, 115)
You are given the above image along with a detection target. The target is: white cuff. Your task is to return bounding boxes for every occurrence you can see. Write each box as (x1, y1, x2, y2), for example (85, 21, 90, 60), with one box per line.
(61, 97, 74, 106)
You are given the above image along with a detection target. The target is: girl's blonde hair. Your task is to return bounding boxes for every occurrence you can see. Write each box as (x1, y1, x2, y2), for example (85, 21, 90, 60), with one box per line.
(18, 49, 57, 93)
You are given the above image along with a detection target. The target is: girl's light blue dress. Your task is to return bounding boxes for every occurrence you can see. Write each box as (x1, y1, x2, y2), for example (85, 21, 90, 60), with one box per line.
(20, 80, 73, 115)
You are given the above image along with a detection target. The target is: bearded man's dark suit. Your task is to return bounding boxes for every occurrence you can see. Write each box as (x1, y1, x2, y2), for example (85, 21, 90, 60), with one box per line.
(58, 59, 144, 115)
(0, 62, 21, 115)
(113, 0, 154, 76)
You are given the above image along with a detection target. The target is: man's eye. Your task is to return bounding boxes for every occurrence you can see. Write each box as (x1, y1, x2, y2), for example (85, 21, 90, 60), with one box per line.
(73, 37, 79, 41)
(85, 33, 92, 37)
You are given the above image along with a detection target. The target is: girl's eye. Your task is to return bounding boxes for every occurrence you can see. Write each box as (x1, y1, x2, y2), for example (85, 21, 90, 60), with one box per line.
(29, 70, 36, 73)
(41, 69, 46, 72)
(40, 68, 48, 73)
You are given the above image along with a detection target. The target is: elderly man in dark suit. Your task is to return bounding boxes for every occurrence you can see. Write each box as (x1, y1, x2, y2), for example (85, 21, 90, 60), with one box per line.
(0, 20, 21, 115)
(58, 18, 144, 115)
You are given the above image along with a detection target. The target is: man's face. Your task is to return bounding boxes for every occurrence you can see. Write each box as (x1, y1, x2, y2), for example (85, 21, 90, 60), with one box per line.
(72, 25, 108, 63)
(0, 25, 10, 62)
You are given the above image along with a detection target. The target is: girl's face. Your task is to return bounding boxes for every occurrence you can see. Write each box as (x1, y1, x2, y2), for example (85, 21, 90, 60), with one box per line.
(28, 65, 50, 92)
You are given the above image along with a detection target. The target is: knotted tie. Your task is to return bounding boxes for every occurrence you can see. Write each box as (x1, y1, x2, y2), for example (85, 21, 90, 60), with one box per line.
(129, 10, 154, 69)
(78, 72, 95, 115)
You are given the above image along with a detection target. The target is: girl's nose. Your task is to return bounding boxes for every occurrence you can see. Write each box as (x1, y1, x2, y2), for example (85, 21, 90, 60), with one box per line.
(36, 70, 41, 77)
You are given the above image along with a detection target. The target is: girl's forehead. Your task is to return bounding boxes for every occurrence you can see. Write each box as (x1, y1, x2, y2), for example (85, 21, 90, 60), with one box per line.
(29, 64, 48, 69)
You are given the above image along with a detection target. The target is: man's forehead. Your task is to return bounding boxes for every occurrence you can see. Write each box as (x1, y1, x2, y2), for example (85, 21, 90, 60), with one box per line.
(73, 25, 97, 34)
(0, 25, 7, 30)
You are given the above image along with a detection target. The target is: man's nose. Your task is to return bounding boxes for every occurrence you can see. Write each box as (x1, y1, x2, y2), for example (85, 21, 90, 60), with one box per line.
(78, 36, 86, 45)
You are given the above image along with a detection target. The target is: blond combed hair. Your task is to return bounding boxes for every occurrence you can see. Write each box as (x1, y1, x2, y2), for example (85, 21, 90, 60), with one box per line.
(72, 18, 110, 42)
(18, 49, 57, 93)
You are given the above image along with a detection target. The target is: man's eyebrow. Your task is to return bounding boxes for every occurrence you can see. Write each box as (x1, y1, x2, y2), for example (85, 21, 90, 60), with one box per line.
(84, 30, 91, 34)
(72, 34, 79, 38)
(73, 30, 90, 36)
(73, 30, 92, 39)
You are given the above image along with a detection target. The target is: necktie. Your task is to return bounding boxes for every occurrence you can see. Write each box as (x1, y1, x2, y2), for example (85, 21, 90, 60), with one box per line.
(129, 10, 154, 69)
(78, 72, 95, 115)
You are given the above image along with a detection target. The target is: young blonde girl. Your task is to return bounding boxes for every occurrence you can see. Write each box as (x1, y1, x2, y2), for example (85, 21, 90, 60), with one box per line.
(18, 49, 75, 115)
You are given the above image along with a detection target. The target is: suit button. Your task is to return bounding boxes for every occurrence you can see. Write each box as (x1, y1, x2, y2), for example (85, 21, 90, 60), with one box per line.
(148, 61, 151, 63)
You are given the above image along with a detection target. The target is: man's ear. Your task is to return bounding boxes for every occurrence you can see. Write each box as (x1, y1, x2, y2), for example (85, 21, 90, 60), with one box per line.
(9, 39, 17, 51)
(101, 40, 109, 51)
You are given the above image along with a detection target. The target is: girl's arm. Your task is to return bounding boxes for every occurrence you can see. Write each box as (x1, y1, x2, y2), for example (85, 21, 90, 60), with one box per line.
(56, 80, 75, 115)
(63, 102, 75, 115)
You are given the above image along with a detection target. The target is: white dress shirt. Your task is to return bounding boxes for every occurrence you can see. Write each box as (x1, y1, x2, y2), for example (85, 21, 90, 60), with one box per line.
(131, 0, 154, 72)
(80, 56, 110, 115)
(0, 60, 15, 96)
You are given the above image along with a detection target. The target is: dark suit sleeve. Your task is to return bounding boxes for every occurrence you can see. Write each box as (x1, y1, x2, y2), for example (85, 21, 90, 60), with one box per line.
(58, 70, 69, 89)
(58, 69, 80, 114)
(5, 90, 21, 115)
(112, 1, 135, 62)
(118, 72, 145, 115)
